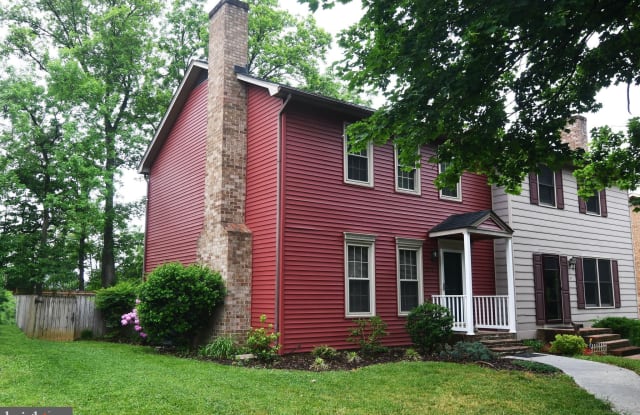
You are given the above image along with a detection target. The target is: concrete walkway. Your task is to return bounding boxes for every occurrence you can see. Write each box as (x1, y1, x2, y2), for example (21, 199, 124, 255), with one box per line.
(512, 354, 640, 415)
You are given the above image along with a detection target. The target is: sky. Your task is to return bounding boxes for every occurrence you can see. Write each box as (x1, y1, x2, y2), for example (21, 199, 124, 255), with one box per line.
(122, 0, 640, 202)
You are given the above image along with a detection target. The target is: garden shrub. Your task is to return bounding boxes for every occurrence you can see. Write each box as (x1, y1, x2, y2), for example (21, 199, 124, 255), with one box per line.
(405, 302, 453, 354)
(346, 316, 388, 355)
(95, 281, 139, 337)
(549, 334, 587, 356)
(246, 314, 280, 362)
(137, 262, 225, 347)
(593, 317, 640, 346)
(522, 339, 544, 352)
(199, 336, 238, 360)
(312, 345, 338, 360)
(0, 290, 15, 324)
(310, 357, 329, 371)
(403, 348, 422, 361)
(440, 341, 497, 362)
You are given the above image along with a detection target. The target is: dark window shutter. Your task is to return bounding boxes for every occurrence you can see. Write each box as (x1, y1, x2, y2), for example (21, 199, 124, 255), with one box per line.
(575, 257, 585, 309)
(529, 173, 539, 205)
(612, 259, 620, 308)
(578, 197, 587, 214)
(555, 171, 564, 209)
(533, 254, 545, 325)
(559, 256, 572, 324)
(600, 189, 608, 217)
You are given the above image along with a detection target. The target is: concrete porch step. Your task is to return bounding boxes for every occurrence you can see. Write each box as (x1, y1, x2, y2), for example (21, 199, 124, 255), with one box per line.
(586, 333, 621, 343)
(480, 338, 523, 347)
(489, 345, 531, 355)
(601, 339, 631, 350)
(609, 346, 640, 357)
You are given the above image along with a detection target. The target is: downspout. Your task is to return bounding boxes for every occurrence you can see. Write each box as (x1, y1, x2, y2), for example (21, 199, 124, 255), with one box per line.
(142, 173, 150, 282)
(275, 93, 292, 337)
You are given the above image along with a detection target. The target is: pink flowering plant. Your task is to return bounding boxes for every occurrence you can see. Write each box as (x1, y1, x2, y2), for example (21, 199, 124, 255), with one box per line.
(121, 300, 147, 339)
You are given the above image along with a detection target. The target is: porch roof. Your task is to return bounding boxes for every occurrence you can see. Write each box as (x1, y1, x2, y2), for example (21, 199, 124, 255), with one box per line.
(429, 209, 513, 240)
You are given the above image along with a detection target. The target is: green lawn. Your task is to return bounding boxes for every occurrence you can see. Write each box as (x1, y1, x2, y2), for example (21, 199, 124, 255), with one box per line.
(582, 354, 640, 375)
(0, 324, 616, 415)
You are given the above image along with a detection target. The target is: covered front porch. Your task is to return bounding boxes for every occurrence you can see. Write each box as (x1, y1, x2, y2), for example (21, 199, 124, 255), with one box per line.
(429, 210, 516, 335)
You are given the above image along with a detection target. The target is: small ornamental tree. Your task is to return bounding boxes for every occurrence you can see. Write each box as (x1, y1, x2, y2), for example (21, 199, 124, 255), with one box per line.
(137, 263, 225, 347)
(406, 302, 453, 354)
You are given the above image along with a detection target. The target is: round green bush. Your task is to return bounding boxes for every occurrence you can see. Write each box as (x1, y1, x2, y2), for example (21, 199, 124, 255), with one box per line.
(406, 302, 453, 354)
(549, 334, 587, 356)
(137, 263, 226, 347)
(95, 281, 139, 335)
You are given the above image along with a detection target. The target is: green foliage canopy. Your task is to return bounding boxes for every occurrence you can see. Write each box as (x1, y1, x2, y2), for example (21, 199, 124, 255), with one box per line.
(302, 0, 640, 194)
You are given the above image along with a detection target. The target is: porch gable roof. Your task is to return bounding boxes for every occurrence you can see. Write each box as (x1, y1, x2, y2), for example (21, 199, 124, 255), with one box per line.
(429, 209, 513, 239)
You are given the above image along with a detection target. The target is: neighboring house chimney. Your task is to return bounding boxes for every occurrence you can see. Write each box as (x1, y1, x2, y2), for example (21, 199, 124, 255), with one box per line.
(198, 0, 252, 339)
(561, 115, 588, 150)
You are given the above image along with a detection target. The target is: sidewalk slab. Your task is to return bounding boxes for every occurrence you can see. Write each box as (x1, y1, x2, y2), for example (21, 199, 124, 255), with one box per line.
(511, 354, 640, 415)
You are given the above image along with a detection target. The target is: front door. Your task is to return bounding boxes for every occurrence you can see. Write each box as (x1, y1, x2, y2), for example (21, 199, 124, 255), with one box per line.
(542, 255, 563, 323)
(442, 251, 464, 295)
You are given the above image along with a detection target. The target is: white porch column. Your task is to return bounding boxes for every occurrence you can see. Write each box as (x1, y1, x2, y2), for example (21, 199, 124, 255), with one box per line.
(463, 231, 474, 335)
(506, 237, 517, 333)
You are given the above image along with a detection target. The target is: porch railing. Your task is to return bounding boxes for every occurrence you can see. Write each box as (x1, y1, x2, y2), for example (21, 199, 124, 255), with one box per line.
(432, 295, 510, 331)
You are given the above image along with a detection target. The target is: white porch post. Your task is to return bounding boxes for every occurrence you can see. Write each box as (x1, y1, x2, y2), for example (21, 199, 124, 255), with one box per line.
(463, 231, 474, 335)
(506, 237, 517, 333)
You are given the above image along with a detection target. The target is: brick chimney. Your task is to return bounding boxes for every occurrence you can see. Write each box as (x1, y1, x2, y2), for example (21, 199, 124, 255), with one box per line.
(198, 0, 252, 339)
(561, 115, 588, 150)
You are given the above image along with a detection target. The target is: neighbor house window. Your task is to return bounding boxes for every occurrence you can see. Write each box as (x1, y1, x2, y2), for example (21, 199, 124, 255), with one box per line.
(582, 258, 614, 307)
(344, 124, 373, 186)
(345, 233, 376, 316)
(579, 190, 607, 217)
(439, 161, 461, 201)
(395, 147, 421, 194)
(396, 238, 424, 315)
(529, 166, 564, 209)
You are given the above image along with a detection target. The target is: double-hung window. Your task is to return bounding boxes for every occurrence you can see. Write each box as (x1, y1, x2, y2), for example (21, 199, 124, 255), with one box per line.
(582, 258, 614, 307)
(343, 124, 373, 186)
(438, 161, 461, 201)
(579, 190, 607, 217)
(345, 233, 376, 316)
(529, 166, 564, 209)
(396, 238, 423, 315)
(395, 147, 421, 194)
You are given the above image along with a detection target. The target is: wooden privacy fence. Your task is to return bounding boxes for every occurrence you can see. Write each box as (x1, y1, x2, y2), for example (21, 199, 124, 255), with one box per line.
(15, 292, 105, 341)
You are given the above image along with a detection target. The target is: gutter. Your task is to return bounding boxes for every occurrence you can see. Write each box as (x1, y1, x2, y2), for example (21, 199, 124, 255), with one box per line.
(275, 93, 292, 338)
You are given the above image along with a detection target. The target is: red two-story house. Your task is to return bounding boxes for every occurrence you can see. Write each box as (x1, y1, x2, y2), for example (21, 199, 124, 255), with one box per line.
(139, 0, 637, 352)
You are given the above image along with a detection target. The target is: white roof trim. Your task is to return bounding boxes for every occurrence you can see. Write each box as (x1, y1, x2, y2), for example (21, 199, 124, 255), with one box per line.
(236, 73, 280, 96)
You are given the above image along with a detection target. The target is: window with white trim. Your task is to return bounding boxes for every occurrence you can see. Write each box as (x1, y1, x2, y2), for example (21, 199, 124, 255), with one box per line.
(344, 124, 373, 186)
(582, 258, 614, 307)
(439, 161, 461, 201)
(345, 233, 376, 316)
(395, 147, 421, 194)
(537, 165, 556, 206)
(396, 238, 423, 315)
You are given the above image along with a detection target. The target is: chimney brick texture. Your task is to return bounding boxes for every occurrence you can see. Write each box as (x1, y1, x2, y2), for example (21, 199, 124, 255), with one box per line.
(561, 115, 588, 150)
(198, 0, 252, 341)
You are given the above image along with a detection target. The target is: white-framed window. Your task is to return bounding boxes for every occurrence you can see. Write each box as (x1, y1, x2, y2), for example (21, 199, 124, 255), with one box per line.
(395, 146, 421, 195)
(439, 161, 461, 201)
(396, 238, 424, 315)
(343, 124, 373, 187)
(585, 192, 601, 215)
(344, 233, 376, 317)
(537, 165, 556, 206)
(582, 258, 614, 307)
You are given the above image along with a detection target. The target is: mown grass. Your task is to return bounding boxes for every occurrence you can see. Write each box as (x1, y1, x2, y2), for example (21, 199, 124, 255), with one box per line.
(581, 354, 640, 376)
(0, 324, 616, 415)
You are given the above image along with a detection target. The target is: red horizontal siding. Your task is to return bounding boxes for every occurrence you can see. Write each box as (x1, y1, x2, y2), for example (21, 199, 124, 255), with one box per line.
(144, 81, 207, 274)
(280, 106, 494, 352)
(246, 86, 281, 328)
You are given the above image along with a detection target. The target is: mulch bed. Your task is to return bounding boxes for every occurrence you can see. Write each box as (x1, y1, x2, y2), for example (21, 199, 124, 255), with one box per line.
(196, 348, 537, 372)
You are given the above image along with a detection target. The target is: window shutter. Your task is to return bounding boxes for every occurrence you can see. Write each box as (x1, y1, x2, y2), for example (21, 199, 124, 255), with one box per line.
(559, 256, 572, 324)
(555, 170, 564, 209)
(529, 173, 539, 205)
(612, 259, 620, 308)
(575, 257, 585, 309)
(600, 189, 608, 217)
(578, 197, 587, 214)
(532, 254, 545, 325)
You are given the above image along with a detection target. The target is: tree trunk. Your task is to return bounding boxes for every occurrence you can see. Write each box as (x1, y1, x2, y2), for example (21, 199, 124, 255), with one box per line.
(101, 128, 116, 288)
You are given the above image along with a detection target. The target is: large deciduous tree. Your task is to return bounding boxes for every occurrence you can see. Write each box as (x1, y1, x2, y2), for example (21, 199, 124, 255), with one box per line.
(304, 0, 640, 194)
